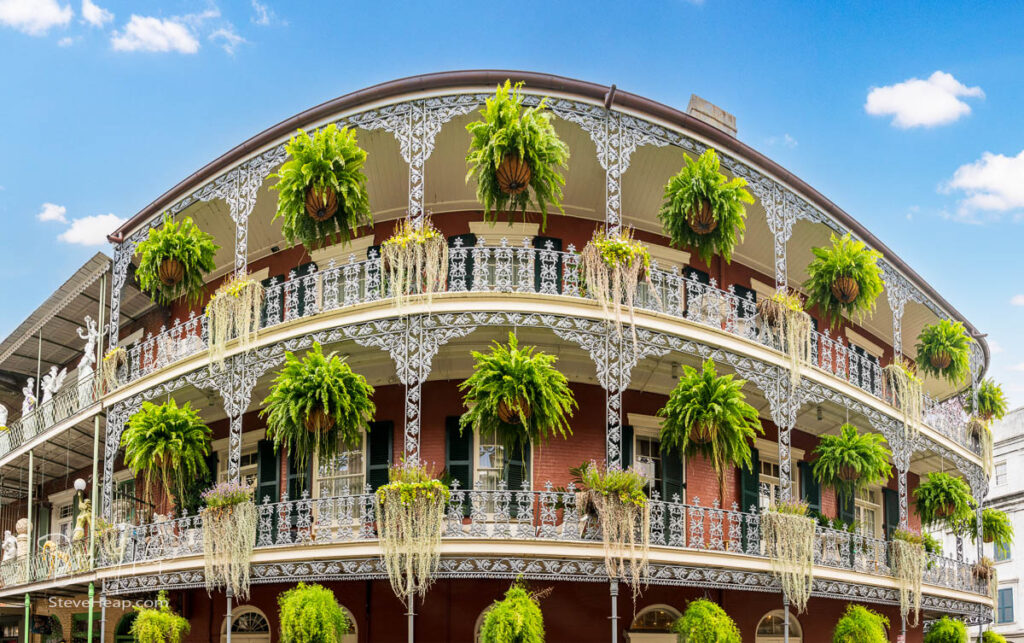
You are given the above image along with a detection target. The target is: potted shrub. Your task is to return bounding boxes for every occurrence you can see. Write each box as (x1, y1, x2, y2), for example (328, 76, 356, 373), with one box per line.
(657, 359, 762, 505)
(890, 529, 926, 627)
(130, 591, 189, 643)
(479, 580, 546, 643)
(376, 463, 450, 608)
(134, 214, 220, 306)
(915, 319, 973, 384)
(580, 463, 650, 599)
(967, 379, 1009, 423)
(811, 423, 892, 503)
(657, 148, 754, 265)
(579, 227, 655, 339)
(973, 507, 1014, 550)
(760, 499, 815, 613)
(923, 617, 968, 643)
(832, 604, 889, 643)
(121, 400, 212, 505)
(803, 233, 884, 329)
(380, 216, 448, 308)
(670, 598, 741, 643)
(206, 273, 263, 366)
(260, 342, 376, 472)
(458, 332, 576, 457)
(758, 291, 813, 387)
(884, 358, 923, 439)
(201, 480, 258, 600)
(278, 583, 351, 643)
(465, 80, 570, 229)
(914, 472, 975, 528)
(270, 124, 372, 249)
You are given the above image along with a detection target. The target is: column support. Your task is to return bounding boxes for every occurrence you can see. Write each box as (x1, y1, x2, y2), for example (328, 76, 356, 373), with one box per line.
(87, 583, 95, 643)
(100, 592, 107, 643)
(24, 452, 32, 581)
(89, 412, 100, 568)
(22, 593, 28, 643)
(610, 580, 620, 643)
(754, 180, 796, 293)
(226, 587, 234, 643)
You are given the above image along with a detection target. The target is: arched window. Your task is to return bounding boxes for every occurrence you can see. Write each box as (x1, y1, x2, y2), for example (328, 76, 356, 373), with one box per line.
(339, 605, 358, 643)
(220, 606, 271, 643)
(114, 613, 136, 643)
(755, 609, 802, 643)
(627, 605, 681, 642)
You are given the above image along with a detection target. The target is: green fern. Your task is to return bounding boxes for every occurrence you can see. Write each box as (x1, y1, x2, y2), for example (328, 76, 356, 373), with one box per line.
(479, 581, 545, 643)
(972, 507, 1014, 552)
(803, 233, 884, 328)
(130, 591, 190, 643)
(121, 400, 211, 507)
(671, 598, 741, 643)
(923, 616, 967, 643)
(278, 583, 351, 643)
(134, 214, 219, 306)
(465, 81, 570, 229)
(459, 333, 576, 457)
(966, 379, 1008, 422)
(811, 423, 892, 503)
(270, 124, 372, 249)
(261, 342, 376, 472)
(913, 472, 975, 530)
(832, 604, 889, 643)
(657, 149, 754, 265)
(657, 360, 763, 496)
(915, 319, 973, 384)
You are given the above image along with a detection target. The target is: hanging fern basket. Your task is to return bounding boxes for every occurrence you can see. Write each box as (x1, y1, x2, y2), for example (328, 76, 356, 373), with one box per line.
(304, 406, 334, 433)
(497, 154, 531, 195)
(830, 275, 860, 304)
(929, 350, 952, 370)
(158, 258, 185, 287)
(305, 185, 338, 222)
(496, 396, 532, 425)
(688, 199, 718, 235)
(837, 464, 859, 482)
(690, 421, 715, 445)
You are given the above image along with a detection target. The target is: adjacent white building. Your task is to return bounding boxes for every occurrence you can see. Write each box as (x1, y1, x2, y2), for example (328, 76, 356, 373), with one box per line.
(986, 407, 1024, 641)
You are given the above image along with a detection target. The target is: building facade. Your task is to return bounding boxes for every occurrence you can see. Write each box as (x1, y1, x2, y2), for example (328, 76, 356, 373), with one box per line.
(983, 408, 1024, 642)
(0, 71, 996, 642)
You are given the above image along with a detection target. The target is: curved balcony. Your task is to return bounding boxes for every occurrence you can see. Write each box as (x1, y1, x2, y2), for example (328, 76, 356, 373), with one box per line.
(108, 239, 977, 459)
(0, 374, 99, 464)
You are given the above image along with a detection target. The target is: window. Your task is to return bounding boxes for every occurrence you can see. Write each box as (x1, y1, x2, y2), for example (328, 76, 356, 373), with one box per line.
(220, 606, 271, 643)
(996, 462, 1008, 486)
(55, 502, 74, 540)
(626, 605, 681, 642)
(854, 488, 882, 538)
(476, 428, 507, 492)
(635, 436, 664, 496)
(996, 542, 1012, 562)
(71, 613, 100, 643)
(114, 614, 136, 643)
(998, 587, 1014, 623)
(758, 460, 798, 510)
(316, 435, 365, 498)
(219, 449, 259, 487)
(849, 344, 879, 395)
(756, 610, 802, 643)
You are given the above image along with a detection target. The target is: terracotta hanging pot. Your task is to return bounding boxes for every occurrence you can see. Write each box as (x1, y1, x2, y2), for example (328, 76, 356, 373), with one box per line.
(158, 258, 185, 287)
(984, 534, 995, 544)
(930, 350, 952, 370)
(830, 276, 860, 304)
(935, 502, 956, 519)
(305, 186, 338, 222)
(496, 155, 531, 196)
(497, 397, 532, 424)
(838, 465, 859, 482)
(304, 406, 334, 433)
(690, 421, 716, 445)
(688, 199, 718, 235)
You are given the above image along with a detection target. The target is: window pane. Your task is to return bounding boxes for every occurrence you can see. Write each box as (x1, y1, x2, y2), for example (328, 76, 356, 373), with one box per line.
(997, 543, 1012, 562)
(999, 588, 1014, 623)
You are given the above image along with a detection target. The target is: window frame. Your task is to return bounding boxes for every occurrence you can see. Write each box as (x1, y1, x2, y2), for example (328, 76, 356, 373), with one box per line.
(470, 427, 532, 492)
(995, 461, 1008, 486)
(854, 486, 884, 539)
(313, 430, 368, 499)
(754, 439, 803, 509)
(998, 586, 1015, 624)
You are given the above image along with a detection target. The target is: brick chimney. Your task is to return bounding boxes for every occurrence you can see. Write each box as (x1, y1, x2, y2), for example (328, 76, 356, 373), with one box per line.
(686, 95, 737, 138)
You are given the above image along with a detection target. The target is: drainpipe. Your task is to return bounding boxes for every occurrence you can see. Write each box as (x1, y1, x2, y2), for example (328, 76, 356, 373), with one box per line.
(100, 592, 107, 642)
(610, 580, 619, 643)
(407, 597, 415, 643)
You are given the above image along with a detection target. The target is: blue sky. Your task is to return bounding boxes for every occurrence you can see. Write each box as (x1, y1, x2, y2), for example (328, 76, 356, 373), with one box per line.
(1, 0, 1023, 402)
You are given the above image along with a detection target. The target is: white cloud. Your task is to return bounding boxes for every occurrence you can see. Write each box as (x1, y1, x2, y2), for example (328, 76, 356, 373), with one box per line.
(1009, 362, 1024, 372)
(0, 0, 72, 36)
(37, 202, 67, 223)
(944, 150, 1024, 219)
(1011, 294, 1024, 306)
(111, 15, 199, 53)
(766, 133, 797, 148)
(989, 339, 1004, 355)
(57, 213, 126, 246)
(865, 71, 984, 128)
(906, 204, 920, 221)
(81, 0, 111, 27)
(209, 26, 244, 54)
(251, 0, 271, 25)
(57, 35, 74, 46)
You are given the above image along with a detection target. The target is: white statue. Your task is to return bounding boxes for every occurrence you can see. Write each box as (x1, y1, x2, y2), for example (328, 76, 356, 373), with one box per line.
(76, 316, 99, 376)
(21, 379, 35, 417)
(40, 366, 68, 405)
(0, 404, 7, 428)
(1, 531, 15, 562)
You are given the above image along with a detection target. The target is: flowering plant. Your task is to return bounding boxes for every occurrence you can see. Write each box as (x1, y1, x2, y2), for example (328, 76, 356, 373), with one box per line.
(201, 480, 254, 508)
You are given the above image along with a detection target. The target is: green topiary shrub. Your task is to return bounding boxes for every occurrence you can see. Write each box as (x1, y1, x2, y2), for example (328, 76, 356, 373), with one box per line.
(670, 598, 740, 643)
(130, 591, 189, 643)
(479, 581, 545, 643)
(915, 319, 973, 384)
(134, 214, 219, 306)
(803, 233, 884, 329)
(832, 603, 889, 643)
(923, 616, 968, 643)
(278, 582, 350, 643)
(657, 148, 754, 265)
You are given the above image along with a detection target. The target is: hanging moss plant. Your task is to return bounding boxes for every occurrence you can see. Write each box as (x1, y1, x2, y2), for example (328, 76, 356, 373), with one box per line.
(260, 342, 376, 472)
(459, 333, 576, 457)
(657, 148, 754, 265)
(121, 400, 211, 504)
(465, 80, 570, 229)
(915, 319, 973, 384)
(580, 463, 650, 600)
(206, 274, 263, 367)
(270, 124, 372, 249)
(658, 359, 762, 505)
(134, 214, 220, 306)
(761, 499, 815, 613)
(580, 227, 654, 339)
(671, 599, 741, 643)
(379, 216, 448, 309)
(811, 423, 892, 503)
(130, 591, 190, 643)
(278, 583, 351, 643)
(884, 358, 923, 442)
(201, 480, 258, 600)
(479, 581, 546, 643)
(758, 291, 813, 388)
(890, 529, 926, 627)
(376, 463, 450, 608)
(967, 379, 1008, 423)
(832, 603, 890, 643)
(803, 233, 884, 329)
(923, 617, 968, 643)
(101, 346, 127, 392)
(914, 472, 975, 529)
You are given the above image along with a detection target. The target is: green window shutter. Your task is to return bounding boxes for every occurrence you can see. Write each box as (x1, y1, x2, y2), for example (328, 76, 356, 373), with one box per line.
(71, 493, 80, 528)
(445, 417, 473, 490)
(734, 284, 756, 319)
(532, 236, 562, 293)
(661, 445, 684, 503)
(286, 451, 311, 499)
(260, 274, 284, 328)
(35, 505, 51, 542)
(367, 421, 393, 491)
(506, 443, 531, 518)
(882, 487, 899, 539)
(798, 461, 821, 514)
(448, 234, 477, 291)
(684, 267, 710, 284)
(256, 439, 280, 504)
(740, 447, 760, 513)
(838, 492, 856, 527)
(621, 424, 634, 469)
(293, 261, 316, 318)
